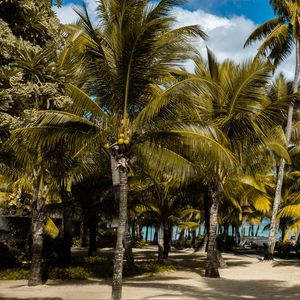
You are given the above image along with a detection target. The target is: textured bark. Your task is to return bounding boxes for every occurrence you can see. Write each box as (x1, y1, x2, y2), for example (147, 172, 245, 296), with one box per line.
(28, 166, 45, 286)
(111, 164, 128, 300)
(58, 186, 73, 266)
(266, 38, 300, 260)
(205, 182, 222, 278)
(163, 222, 171, 259)
(111, 155, 134, 269)
(158, 223, 164, 262)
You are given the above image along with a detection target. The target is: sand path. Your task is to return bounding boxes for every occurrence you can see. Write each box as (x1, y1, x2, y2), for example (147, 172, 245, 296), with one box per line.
(1, 247, 300, 299)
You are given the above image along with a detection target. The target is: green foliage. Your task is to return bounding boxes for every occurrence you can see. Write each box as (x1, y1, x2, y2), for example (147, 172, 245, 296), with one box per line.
(130, 260, 176, 276)
(131, 239, 148, 248)
(0, 254, 176, 280)
(48, 266, 92, 280)
(0, 268, 29, 280)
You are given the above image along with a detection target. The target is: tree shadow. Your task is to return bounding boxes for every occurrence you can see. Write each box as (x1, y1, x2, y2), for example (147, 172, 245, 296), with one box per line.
(124, 277, 300, 299)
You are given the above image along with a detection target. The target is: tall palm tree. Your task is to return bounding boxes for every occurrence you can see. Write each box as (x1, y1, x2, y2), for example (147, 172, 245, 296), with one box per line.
(16, 4, 236, 299)
(190, 50, 288, 276)
(244, 0, 300, 259)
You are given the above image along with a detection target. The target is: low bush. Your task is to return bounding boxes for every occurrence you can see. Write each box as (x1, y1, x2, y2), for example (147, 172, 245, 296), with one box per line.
(0, 268, 29, 280)
(48, 266, 92, 280)
(131, 239, 148, 248)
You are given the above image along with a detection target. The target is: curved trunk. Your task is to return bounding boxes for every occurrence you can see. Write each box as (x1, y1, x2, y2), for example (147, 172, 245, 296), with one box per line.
(266, 38, 300, 260)
(111, 163, 128, 300)
(28, 166, 46, 286)
(205, 182, 222, 278)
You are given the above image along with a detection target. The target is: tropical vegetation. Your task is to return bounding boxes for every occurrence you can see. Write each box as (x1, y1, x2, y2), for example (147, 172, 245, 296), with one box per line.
(1, 1, 300, 300)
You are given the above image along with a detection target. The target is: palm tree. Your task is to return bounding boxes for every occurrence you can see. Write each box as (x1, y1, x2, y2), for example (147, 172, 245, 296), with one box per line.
(16, 4, 240, 298)
(244, 0, 300, 259)
(189, 50, 288, 276)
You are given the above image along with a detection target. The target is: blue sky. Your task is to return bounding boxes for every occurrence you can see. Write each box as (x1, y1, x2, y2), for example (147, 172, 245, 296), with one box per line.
(64, 0, 274, 24)
(57, 0, 293, 78)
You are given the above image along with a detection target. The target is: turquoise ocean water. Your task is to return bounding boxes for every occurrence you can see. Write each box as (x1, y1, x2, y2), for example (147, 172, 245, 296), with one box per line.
(141, 219, 277, 241)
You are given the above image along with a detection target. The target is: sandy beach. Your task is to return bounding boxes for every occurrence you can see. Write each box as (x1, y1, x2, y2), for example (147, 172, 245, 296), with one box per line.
(0, 247, 300, 300)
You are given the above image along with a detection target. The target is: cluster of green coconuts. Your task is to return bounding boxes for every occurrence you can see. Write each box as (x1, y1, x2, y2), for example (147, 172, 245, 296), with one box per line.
(104, 133, 130, 149)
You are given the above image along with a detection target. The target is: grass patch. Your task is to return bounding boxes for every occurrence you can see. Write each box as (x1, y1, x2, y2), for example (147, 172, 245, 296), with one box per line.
(133, 260, 176, 275)
(0, 255, 176, 280)
(48, 266, 92, 280)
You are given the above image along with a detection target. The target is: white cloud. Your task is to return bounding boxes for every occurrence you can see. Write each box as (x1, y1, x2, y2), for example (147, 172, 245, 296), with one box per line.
(172, 6, 295, 79)
(53, 2, 295, 80)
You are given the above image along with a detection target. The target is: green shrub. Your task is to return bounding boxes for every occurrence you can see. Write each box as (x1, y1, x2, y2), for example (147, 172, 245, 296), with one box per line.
(49, 266, 92, 280)
(0, 268, 29, 280)
(130, 260, 176, 276)
(131, 239, 148, 248)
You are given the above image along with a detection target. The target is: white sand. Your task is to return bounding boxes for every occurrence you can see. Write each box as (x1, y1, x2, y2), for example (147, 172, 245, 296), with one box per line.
(1, 247, 300, 299)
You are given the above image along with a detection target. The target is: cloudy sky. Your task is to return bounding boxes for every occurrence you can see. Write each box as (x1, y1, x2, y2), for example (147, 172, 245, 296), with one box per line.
(53, 0, 295, 79)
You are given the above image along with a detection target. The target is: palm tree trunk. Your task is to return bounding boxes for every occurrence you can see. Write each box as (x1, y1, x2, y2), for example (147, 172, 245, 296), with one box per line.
(28, 166, 45, 286)
(145, 225, 149, 241)
(111, 155, 134, 270)
(111, 162, 128, 300)
(265, 38, 300, 260)
(58, 183, 73, 266)
(255, 224, 260, 237)
(158, 222, 164, 262)
(80, 218, 88, 247)
(205, 182, 222, 278)
(163, 222, 171, 259)
(191, 229, 196, 249)
(241, 215, 246, 243)
(178, 228, 185, 247)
